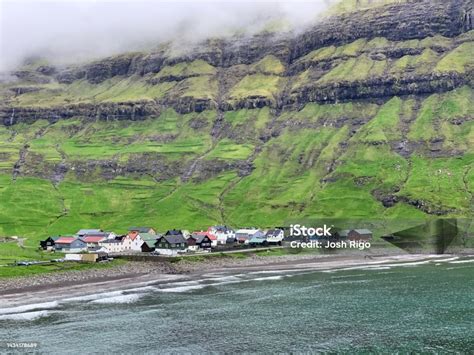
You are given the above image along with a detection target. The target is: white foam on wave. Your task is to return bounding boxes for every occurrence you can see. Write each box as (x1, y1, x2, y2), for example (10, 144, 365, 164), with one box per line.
(90, 294, 143, 304)
(248, 269, 306, 275)
(381, 260, 432, 268)
(157, 284, 208, 293)
(121, 286, 157, 293)
(157, 273, 290, 293)
(63, 291, 124, 303)
(361, 266, 392, 271)
(449, 259, 474, 264)
(0, 310, 50, 321)
(252, 275, 283, 281)
(331, 279, 371, 285)
(206, 275, 243, 282)
(0, 301, 59, 316)
(436, 257, 459, 262)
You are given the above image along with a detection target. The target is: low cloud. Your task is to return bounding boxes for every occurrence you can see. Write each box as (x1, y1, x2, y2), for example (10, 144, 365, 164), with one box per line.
(0, 0, 333, 71)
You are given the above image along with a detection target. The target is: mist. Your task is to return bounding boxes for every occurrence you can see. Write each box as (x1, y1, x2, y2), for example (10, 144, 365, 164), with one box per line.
(0, 0, 334, 72)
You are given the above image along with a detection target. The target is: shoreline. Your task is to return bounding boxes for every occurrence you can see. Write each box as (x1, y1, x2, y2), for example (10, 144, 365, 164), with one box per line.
(0, 251, 460, 309)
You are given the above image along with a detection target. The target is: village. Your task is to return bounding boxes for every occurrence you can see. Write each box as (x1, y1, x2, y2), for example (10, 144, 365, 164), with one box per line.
(38, 226, 373, 262)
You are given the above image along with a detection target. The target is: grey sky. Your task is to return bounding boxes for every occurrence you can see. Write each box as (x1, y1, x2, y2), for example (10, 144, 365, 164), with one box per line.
(0, 0, 332, 71)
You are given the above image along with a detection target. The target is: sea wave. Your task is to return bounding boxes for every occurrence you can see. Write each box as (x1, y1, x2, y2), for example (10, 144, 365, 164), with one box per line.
(90, 294, 143, 304)
(63, 291, 124, 303)
(0, 310, 50, 321)
(157, 284, 208, 293)
(252, 275, 283, 281)
(436, 257, 459, 262)
(0, 301, 59, 315)
(449, 259, 474, 264)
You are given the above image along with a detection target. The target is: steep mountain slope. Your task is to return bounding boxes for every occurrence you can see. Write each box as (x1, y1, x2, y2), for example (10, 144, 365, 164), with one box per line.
(0, 0, 472, 241)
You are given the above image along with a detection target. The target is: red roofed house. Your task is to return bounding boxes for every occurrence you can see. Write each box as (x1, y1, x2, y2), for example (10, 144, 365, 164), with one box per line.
(81, 235, 106, 249)
(54, 237, 87, 253)
(127, 232, 144, 252)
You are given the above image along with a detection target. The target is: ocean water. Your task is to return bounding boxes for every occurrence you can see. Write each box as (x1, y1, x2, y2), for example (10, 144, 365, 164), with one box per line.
(1, 257, 473, 354)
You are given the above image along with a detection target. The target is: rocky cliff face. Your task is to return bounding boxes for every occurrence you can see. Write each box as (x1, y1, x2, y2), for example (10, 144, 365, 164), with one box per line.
(0, 0, 472, 236)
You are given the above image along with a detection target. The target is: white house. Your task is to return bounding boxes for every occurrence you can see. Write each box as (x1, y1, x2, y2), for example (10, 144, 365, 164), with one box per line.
(129, 233, 144, 252)
(118, 235, 133, 251)
(99, 239, 124, 253)
(265, 229, 285, 244)
(99, 235, 132, 253)
(208, 226, 234, 244)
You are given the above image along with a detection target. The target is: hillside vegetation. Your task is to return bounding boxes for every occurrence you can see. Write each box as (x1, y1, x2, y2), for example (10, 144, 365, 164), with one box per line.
(0, 0, 472, 248)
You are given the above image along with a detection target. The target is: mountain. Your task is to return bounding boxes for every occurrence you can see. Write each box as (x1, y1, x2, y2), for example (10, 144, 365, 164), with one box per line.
(0, 0, 472, 242)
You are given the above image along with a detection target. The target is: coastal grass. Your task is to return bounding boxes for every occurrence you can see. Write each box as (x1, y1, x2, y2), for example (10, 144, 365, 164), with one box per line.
(0, 259, 127, 278)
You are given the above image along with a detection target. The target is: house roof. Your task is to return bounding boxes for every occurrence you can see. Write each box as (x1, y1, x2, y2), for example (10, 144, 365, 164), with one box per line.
(192, 231, 216, 240)
(339, 229, 372, 237)
(140, 233, 159, 242)
(101, 239, 122, 244)
(158, 234, 187, 245)
(77, 229, 103, 235)
(128, 227, 154, 233)
(266, 229, 283, 237)
(115, 235, 129, 241)
(210, 225, 233, 232)
(81, 236, 105, 243)
(235, 228, 259, 234)
(189, 235, 204, 243)
(165, 229, 183, 236)
(55, 237, 79, 244)
(352, 229, 372, 234)
(127, 232, 140, 241)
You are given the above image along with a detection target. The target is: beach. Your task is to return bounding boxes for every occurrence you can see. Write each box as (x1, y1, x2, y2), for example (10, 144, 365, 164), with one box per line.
(0, 251, 447, 309)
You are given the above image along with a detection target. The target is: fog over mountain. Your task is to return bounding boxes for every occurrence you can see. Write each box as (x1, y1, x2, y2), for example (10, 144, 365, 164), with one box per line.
(0, 0, 333, 71)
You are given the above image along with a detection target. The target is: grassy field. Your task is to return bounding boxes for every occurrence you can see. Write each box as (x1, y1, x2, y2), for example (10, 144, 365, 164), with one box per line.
(0, 88, 472, 244)
(0, 257, 126, 278)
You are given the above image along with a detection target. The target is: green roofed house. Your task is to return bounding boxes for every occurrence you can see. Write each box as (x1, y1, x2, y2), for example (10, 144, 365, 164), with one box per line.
(338, 229, 373, 241)
(140, 233, 159, 253)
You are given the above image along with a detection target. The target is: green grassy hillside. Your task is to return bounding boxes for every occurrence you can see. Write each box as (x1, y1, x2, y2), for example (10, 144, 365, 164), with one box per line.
(0, 8, 472, 254)
(0, 86, 472, 247)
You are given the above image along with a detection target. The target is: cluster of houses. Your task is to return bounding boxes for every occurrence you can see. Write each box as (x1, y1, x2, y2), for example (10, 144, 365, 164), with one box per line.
(40, 226, 287, 256)
(40, 226, 373, 257)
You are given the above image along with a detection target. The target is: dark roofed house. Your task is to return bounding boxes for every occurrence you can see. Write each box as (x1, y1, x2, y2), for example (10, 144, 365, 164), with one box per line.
(155, 233, 187, 255)
(265, 229, 284, 244)
(188, 233, 212, 251)
(338, 229, 373, 241)
(40, 237, 57, 250)
(76, 229, 103, 238)
(165, 229, 183, 236)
